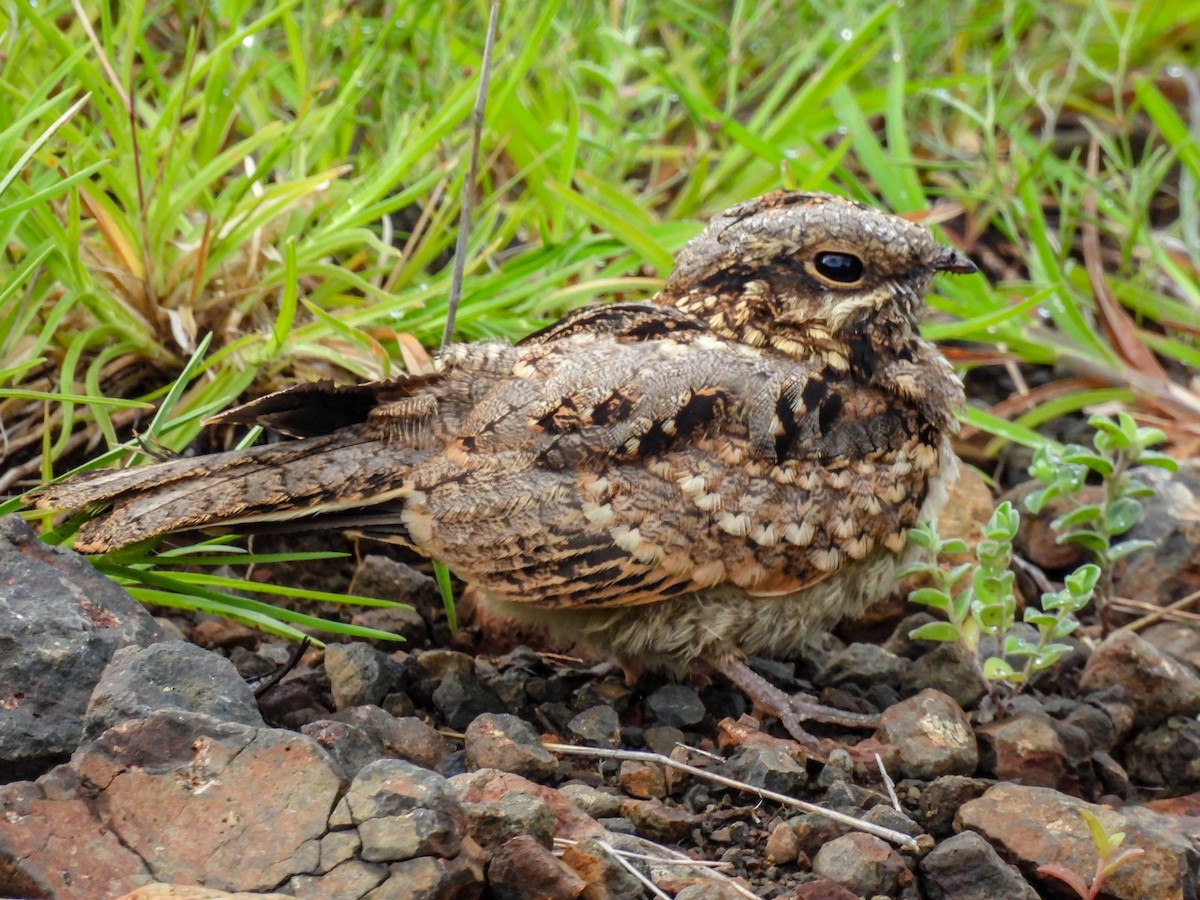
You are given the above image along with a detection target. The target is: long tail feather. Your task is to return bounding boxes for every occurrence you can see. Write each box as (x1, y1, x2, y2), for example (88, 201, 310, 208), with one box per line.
(33, 427, 426, 552)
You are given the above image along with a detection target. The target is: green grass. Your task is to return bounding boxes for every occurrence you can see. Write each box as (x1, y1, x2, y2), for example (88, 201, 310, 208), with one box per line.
(2, 0, 1198, 635)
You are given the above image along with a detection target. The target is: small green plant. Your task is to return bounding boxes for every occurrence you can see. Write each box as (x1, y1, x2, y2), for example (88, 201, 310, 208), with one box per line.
(901, 503, 1097, 688)
(1037, 809, 1144, 899)
(904, 412, 1177, 687)
(1025, 412, 1178, 617)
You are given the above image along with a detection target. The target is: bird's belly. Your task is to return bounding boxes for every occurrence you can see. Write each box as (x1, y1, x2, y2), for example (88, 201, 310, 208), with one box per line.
(485, 546, 908, 673)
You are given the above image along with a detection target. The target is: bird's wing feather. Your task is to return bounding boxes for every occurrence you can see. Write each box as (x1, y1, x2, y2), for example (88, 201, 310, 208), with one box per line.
(403, 314, 936, 610)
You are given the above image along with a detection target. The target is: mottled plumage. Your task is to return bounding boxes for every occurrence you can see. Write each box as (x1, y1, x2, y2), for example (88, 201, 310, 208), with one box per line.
(32, 191, 974, 744)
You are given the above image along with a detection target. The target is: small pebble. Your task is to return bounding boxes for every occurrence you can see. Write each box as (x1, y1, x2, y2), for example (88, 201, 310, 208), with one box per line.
(645, 683, 706, 728)
(812, 832, 908, 897)
(432, 671, 508, 731)
(324, 642, 402, 710)
(464, 712, 558, 781)
(618, 759, 667, 799)
(876, 689, 978, 780)
(722, 745, 807, 795)
(567, 705, 621, 747)
(818, 643, 910, 690)
(465, 792, 556, 850)
(558, 782, 623, 818)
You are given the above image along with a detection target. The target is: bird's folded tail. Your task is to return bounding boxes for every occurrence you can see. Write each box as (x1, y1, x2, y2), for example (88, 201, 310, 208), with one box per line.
(30, 426, 423, 553)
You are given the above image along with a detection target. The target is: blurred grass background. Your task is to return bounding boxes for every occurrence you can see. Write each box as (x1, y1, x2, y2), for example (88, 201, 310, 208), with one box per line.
(1, 0, 1197, 633)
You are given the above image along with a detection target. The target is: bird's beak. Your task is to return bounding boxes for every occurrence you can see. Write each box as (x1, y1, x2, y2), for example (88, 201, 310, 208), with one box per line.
(931, 247, 978, 275)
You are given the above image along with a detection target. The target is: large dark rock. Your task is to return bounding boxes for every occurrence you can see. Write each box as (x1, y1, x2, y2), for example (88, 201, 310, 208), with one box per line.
(1078, 631, 1200, 730)
(1113, 462, 1200, 605)
(919, 830, 1038, 899)
(83, 641, 264, 742)
(0, 711, 345, 898)
(957, 783, 1199, 899)
(0, 516, 163, 779)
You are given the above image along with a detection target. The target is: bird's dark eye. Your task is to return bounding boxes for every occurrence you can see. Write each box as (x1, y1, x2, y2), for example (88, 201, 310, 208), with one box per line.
(813, 251, 864, 284)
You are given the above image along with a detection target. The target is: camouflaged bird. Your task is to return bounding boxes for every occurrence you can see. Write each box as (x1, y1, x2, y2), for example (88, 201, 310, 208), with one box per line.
(32, 191, 976, 746)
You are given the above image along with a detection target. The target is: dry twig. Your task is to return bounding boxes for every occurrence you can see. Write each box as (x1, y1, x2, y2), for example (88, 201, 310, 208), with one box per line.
(543, 741, 923, 852)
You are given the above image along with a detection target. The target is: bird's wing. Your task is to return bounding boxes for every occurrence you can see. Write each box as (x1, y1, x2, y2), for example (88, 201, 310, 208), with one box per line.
(206, 377, 441, 438)
(30, 347, 519, 551)
(403, 313, 940, 610)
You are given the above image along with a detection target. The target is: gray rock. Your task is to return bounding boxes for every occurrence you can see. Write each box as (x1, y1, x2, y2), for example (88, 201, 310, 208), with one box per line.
(674, 884, 750, 900)
(350, 605, 429, 646)
(643, 724, 686, 756)
(363, 845, 485, 899)
(83, 641, 263, 742)
(811, 832, 908, 896)
(818, 642, 911, 689)
(325, 642, 403, 710)
(861, 804, 923, 838)
(351, 554, 441, 609)
(645, 683, 706, 728)
(0, 516, 163, 776)
(465, 792, 556, 850)
(622, 798, 696, 842)
(1113, 462, 1200, 608)
(1142, 621, 1200, 671)
(359, 806, 461, 863)
(905, 643, 988, 709)
(1063, 702, 1121, 753)
(327, 707, 451, 770)
(722, 745, 807, 795)
(228, 645, 276, 679)
(316, 830, 362, 874)
(557, 783, 623, 818)
(920, 830, 1039, 899)
(1127, 716, 1200, 792)
(1078, 631, 1200, 728)
(918, 775, 991, 837)
(432, 671, 507, 731)
(464, 713, 557, 781)
(344, 758, 467, 862)
(288, 859, 387, 899)
(823, 778, 884, 810)
(567, 705, 621, 746)
(876, 688, 979, 780)
(301, 719, 382, 779)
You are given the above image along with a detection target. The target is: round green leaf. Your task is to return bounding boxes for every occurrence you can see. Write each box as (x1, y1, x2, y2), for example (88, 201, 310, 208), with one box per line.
(908, 621, 961, 643)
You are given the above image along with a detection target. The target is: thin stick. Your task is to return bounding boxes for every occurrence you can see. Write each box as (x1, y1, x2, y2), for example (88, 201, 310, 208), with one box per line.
(557, 822, 799, 898)
(676, 741, 723, 762)
(876, 753, 902, 813)
(1111, 588, 1200, 633)
(543, 742, 922, 852)
(441, 1, 501, 349)
(623, 838, 759, 899)
(597, 840, 672, 900)
(564, 844, 726, 869)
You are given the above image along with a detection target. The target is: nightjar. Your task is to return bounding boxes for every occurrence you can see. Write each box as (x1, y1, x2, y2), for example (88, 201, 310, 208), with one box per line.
(32, 191, 976, 748)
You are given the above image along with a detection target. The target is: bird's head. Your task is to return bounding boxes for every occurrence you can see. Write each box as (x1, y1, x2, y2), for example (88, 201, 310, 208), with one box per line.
(658, 191, 975, 366)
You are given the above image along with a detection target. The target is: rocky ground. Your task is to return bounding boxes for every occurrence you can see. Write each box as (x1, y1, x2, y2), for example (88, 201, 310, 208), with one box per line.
(2, 466, 1200, 899)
